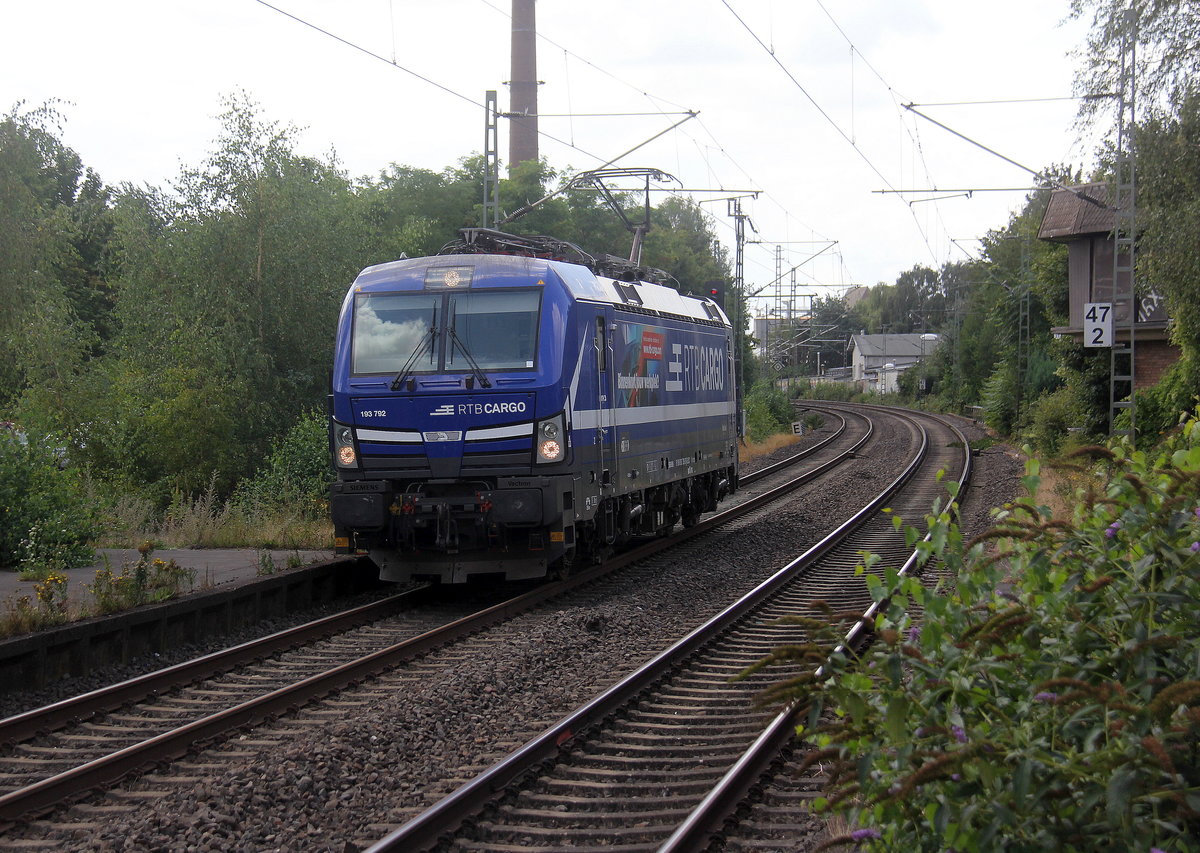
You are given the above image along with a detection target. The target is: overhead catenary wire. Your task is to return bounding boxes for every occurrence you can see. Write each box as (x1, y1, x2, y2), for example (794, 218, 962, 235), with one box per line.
(908, 96, 1084, 107)
(478, 0, 850, 290)
(562, 47, 575, 146)
(481, 0, 848, 286)
(252, 0, 610, 165)
(256, 0, 781, 270)
(720, 0, 942, 274)
(253, 0, 483, 110)
(505, 111, 697, 118)
(719, 0, 894, 190)
(902, 104, 1046, 180)
(901, 104, 1110, 210)
(875, 187, 1042, 193)
(813, 0, 987, 271)
(260, 0, 1029, 298)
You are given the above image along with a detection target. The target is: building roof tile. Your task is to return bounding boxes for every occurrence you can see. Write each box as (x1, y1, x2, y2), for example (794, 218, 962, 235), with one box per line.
(1038, 183, 1116, 240)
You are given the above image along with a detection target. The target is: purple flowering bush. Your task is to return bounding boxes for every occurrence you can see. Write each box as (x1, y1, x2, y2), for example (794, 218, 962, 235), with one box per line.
(793, 412, 1200, 851)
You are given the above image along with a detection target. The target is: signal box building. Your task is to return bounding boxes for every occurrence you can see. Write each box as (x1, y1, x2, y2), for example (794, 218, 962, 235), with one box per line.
(1037, 183, 1178, 389)
(849, 333, 940, 394)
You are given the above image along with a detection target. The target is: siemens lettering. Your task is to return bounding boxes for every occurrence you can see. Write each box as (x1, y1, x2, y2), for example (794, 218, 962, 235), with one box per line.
(459, 401, 528, 415)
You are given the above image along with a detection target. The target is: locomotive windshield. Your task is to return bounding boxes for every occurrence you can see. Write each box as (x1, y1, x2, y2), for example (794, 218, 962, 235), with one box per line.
(352, 289, 540, 376)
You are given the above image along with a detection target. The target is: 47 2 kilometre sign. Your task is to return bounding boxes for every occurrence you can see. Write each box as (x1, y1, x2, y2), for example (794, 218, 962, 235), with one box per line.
(1084, 302, 1113, 348)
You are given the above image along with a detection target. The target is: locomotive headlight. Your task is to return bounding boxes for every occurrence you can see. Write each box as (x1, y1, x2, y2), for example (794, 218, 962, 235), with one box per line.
(535, 414, 566, 464)
(333, 421, 357, 468)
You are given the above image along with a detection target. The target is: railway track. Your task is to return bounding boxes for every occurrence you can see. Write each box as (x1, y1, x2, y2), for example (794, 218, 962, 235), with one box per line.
(369, 406, 969, 851)
(0, 407, 875, 836)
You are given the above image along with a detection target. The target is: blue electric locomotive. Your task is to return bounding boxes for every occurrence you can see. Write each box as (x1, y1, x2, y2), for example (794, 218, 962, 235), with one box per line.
(329, 230, 739, 583)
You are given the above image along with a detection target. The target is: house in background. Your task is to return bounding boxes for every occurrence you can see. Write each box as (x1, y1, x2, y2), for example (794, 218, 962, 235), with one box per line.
(1038, 183, 1178, 389)
(849, 333, 940, 394)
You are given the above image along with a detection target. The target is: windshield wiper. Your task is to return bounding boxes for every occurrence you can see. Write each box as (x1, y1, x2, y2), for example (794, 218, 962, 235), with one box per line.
(389, 304, 439, 391)
(447, 298, 493, 389)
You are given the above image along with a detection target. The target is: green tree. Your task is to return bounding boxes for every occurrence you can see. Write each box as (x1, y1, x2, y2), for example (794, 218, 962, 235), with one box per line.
(232, 408, 330, 518)
(0, 427, 98, 571)
(1071, 0, 1200, 126)
(641, 197, 728, 292)
(362, 158, 481, 258)
(743, 381, 793, 441)
(1132, 92, 1200, 437)
(0, 103, 98, 419)
(499, 158, 575, 240)
(802, 294, 858, 374)
(65, 93, 375, 497)
(849, 268, 934, 337)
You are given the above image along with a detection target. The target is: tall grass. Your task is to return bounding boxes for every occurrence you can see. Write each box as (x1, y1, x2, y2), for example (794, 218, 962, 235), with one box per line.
(741, 432, 804, 462)
(97, 481, 332, 550)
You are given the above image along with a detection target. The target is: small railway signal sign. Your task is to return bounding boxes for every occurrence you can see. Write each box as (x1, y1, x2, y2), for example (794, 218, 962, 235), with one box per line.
(1084, 302, 1113, 348)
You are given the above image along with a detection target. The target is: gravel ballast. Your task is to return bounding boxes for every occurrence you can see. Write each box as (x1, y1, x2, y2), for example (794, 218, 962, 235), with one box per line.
(9, 411, 1024, 851)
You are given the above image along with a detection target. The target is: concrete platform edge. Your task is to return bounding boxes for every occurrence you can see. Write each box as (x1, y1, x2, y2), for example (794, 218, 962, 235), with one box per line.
(0, 556, 379, 695)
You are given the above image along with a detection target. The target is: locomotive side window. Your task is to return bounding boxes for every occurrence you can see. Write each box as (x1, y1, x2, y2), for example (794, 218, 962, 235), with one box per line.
(448, 291, 541, 370)
(352, 293, 439, 375)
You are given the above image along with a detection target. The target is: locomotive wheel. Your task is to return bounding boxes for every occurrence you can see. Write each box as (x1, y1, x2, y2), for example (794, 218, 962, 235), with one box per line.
(550, 553, 574, 580)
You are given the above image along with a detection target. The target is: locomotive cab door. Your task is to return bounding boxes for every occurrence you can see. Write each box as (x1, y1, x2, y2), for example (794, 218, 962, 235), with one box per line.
(595, 311, 615, 489)
(590, 308, 622, 552)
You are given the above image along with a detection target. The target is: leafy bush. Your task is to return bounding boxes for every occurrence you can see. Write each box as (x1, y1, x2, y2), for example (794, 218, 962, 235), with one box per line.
(0, 426, 98, 570)
(232, 410, 330, 519)
(788, 412, 1200, 851)
(1125, 355, 1200, 447)
(1023, 384, 1090, 455)
(980, 361, 1020, 435)
(795, 381, 858, 402)
(744, 382, 795, 442)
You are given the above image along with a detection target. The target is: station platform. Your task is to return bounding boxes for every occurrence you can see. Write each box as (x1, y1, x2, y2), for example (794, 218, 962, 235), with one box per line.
(0, 548, 336, 612)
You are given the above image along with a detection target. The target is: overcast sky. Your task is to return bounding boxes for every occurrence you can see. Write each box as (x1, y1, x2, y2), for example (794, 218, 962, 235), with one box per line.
(3, 1, 1096, 310)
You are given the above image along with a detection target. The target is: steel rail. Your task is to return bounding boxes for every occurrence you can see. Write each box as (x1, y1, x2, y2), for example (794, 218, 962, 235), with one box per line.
(738, 409, 847, 486)
(366, 407, 930, 852)
(1, 409, 846, 748)
(0, 582, 433, 745)
(0, 410, 871, 826)
(659, 408, 972, 852)
(0, 582, 555, 824)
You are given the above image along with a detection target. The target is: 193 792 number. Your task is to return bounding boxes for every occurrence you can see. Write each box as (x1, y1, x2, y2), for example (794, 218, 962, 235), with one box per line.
(360, 410, 386, 418)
